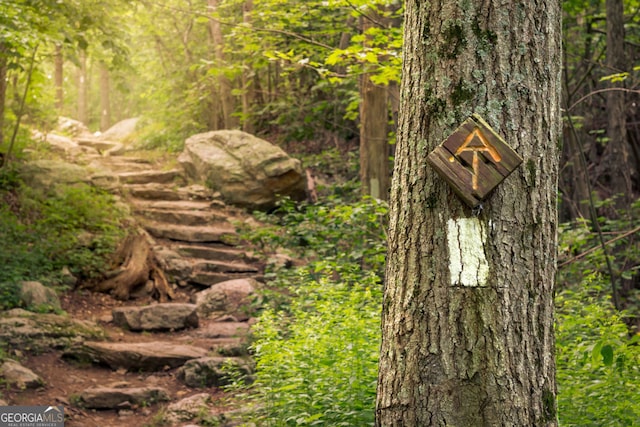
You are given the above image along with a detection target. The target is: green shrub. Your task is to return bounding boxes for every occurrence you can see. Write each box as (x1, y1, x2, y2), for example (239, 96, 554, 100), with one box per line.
(251, 267, 381, 426)
(243, 196, 387, 426)
(556, 274, 640, 426)
(0, 169, 128, 309)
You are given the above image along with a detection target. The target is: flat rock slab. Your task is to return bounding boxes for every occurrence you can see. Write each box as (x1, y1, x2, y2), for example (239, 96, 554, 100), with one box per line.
(175, 245, 257, 262)
(64, 341, 208, 371)
(125, 183, 214, 201)
(112, 303, 199, 331)
(132, 199, 215, 211)
(0, 309, 105, 352)
(77, 385, 170, 409)
(136, 208, 228, 226)
(144, 222, 237, 244)
(193, 260, 259, 274)
(117, 169, 185, 185)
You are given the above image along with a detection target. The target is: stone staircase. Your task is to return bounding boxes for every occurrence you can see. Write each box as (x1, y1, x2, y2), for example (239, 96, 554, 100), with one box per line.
(1, 148, 268, 426)
(91, 153, 265, 290)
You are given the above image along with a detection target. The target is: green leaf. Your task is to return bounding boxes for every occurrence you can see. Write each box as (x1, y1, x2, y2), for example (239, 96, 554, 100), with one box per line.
(600, 344, 614, 366)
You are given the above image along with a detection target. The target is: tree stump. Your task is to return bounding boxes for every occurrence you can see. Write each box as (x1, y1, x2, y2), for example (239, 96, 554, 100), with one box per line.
(91, 230, 174, 302)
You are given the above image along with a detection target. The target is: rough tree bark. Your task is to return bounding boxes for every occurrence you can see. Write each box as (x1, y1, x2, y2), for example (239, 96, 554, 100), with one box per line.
(376, 1, 561, 426)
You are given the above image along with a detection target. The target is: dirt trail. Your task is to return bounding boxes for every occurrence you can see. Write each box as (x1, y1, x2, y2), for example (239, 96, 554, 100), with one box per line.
(3, 140, 265, 426)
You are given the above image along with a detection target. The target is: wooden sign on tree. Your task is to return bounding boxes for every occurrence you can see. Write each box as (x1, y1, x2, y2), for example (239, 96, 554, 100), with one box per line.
(427, 114, 522, 208)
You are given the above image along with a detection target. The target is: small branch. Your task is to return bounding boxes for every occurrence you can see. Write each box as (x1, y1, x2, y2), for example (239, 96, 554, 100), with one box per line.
(2, 44, 39, 169)
(558, 225, 640, 268)
(566, 87, 640, 112)
(564, 113, 621, 310)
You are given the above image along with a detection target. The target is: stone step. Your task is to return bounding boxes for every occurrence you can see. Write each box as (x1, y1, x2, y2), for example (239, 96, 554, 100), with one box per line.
(135, 208, 229, 226)
(117, 168, 186, 185)
(175, 244, 258, 263)
(132, 199, 219, 212)
(76, 138, 123, 155)
(125, 183, 214, 201)
(188, 272, 261, 287)
(63, 341, 208, 371)
(193, 259, 259, 274)
(144, 221, 238, 244)
(77, 385, 170, 409)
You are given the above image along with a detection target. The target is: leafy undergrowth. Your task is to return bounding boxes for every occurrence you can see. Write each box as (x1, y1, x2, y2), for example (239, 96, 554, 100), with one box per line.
(556, 198, 640, 426)
(556, 275, 640, 426)
(237, 194, 387, 426)
(0, 163, 129, 310)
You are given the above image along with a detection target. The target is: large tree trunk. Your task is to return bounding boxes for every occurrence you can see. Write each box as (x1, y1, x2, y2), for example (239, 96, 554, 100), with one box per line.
(376, 1, 561, 426)
(359, 11, 390, 201)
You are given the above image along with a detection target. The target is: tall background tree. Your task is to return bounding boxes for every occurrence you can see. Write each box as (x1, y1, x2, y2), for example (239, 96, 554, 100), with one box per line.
(376, 0, 562, 425)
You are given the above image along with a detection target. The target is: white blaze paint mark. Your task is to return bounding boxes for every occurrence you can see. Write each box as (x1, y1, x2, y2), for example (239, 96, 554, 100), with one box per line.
(447, 218, 489, 287)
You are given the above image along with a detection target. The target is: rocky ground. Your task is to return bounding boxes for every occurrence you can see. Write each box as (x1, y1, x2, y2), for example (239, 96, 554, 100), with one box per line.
(0, 123, 278, 426)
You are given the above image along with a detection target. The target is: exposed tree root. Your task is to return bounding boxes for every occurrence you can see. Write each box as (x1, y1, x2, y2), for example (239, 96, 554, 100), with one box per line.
(89, 229, 174, 301)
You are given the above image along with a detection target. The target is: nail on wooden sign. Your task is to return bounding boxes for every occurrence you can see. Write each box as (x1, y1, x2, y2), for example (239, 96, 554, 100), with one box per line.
(427, 114, 522, 208)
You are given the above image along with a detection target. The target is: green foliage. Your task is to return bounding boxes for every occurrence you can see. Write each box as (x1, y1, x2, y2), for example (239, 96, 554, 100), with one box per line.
(556, 274, 640, 426)
(557, 197, 640, 319)
(252, 275, 381, 426)
(242, 195, 387, 426)
(0, 166, 128, 309)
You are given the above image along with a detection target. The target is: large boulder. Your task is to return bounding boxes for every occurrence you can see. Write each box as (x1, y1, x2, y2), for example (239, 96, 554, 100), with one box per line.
(98, 118, 140, 142)
(179, 130, 306, 210)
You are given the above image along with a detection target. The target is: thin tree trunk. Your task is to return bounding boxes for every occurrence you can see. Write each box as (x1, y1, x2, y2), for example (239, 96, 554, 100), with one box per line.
(241, 0, 255, 133)
(99, 63, 111, 132)
(0, 42, 7, 147)
(77, 50, 89, 125)
(359, 12, 389, 201)
(604, 0, 632, 208)
(376, 0, 561, 425)
(208, 0, 238, 129)
(54, 44, 64, 113)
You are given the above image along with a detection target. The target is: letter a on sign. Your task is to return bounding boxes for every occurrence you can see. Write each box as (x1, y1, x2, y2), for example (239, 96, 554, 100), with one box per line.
(427, 114, 522, 208)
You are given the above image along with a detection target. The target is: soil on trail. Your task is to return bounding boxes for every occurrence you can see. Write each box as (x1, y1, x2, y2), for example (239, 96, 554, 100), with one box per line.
(4, 291, 234, 427)
(2, 130, 268, 427)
